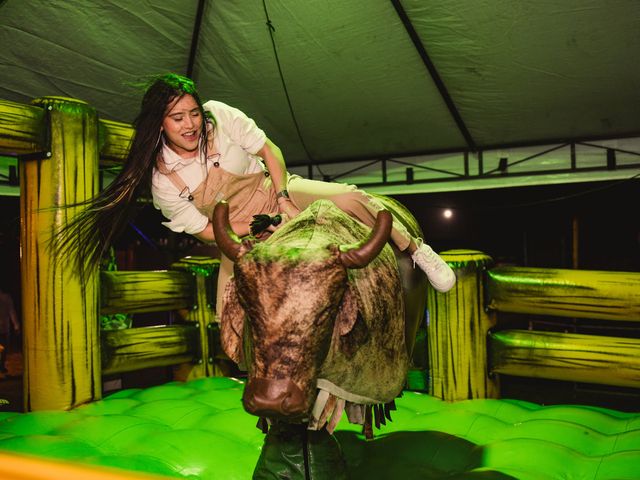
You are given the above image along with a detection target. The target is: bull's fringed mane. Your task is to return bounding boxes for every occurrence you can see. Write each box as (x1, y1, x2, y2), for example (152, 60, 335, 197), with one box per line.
(362, 400, 397, 440)
(256, 397, 398, 440)
(256, 390, 400, 439)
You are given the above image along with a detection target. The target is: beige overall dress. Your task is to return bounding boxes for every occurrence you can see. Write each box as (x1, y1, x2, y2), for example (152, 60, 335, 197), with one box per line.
(158, 153, 279, 316)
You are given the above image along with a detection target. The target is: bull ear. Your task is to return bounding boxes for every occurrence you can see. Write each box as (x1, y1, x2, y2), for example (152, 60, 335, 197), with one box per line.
(335, 285, 361, 336)
(220, 279, 245, 364)
(335, 286, 370, 359)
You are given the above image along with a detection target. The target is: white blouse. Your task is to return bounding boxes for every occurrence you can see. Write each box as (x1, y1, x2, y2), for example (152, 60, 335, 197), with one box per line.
(151, 100, 267, 234)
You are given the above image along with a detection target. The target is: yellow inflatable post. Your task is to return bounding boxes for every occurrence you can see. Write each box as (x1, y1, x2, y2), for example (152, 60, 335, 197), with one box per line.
(427, 250, 499, 401)
(20, 97, 100, 410)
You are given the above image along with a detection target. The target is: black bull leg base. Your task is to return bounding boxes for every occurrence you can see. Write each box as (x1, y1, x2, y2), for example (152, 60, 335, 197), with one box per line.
(253, 422, 348, 480)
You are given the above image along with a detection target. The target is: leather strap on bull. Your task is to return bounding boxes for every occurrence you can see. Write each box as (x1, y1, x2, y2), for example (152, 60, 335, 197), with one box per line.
(212, 201, 393, 268)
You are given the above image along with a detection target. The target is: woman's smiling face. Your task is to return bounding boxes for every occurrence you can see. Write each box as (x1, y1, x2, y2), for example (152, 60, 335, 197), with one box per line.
(161, 94, 203, 158)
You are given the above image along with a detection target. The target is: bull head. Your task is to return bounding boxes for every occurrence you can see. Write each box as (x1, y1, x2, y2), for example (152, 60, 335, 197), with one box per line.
(213, 201, 392, 421)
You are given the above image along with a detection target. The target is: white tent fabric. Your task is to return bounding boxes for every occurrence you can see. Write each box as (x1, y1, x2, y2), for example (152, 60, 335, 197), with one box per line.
(1, 0, 639, 192)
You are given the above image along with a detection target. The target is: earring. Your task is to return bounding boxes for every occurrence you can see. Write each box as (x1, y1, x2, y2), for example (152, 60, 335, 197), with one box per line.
(155, 130, 163, 149)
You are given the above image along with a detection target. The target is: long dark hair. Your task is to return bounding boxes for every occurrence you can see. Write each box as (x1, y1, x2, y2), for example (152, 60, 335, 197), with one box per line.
(56, 73, 209, 277)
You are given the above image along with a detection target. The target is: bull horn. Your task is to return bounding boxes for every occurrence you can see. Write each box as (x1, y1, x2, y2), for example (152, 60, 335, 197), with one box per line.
(212, 201, 243, 261)
(339, 210, 393, 268)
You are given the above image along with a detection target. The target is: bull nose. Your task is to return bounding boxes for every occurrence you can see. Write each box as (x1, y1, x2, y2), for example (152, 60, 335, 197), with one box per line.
(243, 377, 308, 419)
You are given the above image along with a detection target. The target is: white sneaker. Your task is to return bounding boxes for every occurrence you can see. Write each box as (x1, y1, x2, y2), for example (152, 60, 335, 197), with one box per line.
(411, 239, 456, 292)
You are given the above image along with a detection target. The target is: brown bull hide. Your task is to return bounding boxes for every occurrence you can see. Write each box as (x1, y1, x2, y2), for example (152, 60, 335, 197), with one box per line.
(219, 200, 409, 424)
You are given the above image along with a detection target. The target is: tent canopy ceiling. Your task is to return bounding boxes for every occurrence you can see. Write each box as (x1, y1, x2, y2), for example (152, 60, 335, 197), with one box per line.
(1, 0, 639, 168)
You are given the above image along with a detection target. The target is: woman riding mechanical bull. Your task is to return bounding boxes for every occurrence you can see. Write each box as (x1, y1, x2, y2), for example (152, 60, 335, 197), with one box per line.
(57, 73, 455, 307)
(56, 73, 456, 478)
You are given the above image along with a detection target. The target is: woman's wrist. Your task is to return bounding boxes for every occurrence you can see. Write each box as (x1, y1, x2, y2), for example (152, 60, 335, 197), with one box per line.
(275, 189, 289, 200)
(277, 195, 292, 205)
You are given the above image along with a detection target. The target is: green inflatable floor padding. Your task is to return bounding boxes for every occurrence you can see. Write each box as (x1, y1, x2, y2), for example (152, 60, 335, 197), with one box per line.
(0, 377, 639, 479)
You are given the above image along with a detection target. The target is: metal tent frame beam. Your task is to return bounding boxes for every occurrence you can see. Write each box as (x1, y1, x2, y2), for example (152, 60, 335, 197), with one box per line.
(390, 0, 476, 152)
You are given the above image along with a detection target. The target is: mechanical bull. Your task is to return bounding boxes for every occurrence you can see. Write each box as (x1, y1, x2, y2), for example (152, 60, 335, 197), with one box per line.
(213, 199, 428, 435)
